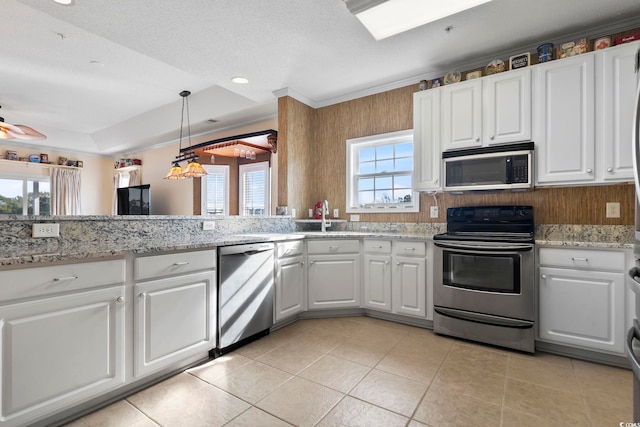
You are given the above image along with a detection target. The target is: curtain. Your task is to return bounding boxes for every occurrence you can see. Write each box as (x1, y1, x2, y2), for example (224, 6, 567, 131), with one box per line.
(112, 172, 120, 215)
(128, 169, 140, 186)
(51, 168, 82, 215)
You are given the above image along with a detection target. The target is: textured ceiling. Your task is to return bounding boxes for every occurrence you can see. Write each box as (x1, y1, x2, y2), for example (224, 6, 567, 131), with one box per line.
(2, 0, 640, 156)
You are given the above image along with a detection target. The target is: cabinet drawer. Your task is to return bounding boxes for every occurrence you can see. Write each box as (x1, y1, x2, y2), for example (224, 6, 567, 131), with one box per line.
(135, 249, 216, 281)
(538, 247, 624, 271)
(307, 239, 360, 254)
(364, 240, 392, 254)
(395, 241, 426, 257)
(276, 240, 304, 258)
(0, 259, 126, 302)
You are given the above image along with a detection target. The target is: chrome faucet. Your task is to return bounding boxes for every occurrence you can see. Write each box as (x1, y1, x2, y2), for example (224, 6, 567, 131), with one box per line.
(321, 200, 331, 232)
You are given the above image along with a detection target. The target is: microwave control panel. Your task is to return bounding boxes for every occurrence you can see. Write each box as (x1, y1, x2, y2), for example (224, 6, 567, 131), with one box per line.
(511, 155, 529, 183)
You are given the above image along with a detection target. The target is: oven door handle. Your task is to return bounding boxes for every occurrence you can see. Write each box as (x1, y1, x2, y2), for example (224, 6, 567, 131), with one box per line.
(626, 323, 640, 379)
(434, 241, 533, 252)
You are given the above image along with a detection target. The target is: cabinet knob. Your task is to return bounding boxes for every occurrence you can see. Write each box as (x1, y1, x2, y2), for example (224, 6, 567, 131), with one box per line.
(139, 292, 146, 298)
(301, 262, 305, 266)
(385, 261, 389, 265)
(607, 167, 613, 172)
(475, 137, 480, 142)
(397, 262, 401, 265)
(490, 135, 495, 140)
(541, 274, 547, 279)
(310, 260, 315, 264)
(586, 168, 593, 174)
(116, 296, 125, 303)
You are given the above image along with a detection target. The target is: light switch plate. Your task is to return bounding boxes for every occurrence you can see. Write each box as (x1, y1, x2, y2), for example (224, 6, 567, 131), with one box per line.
(32, 223, 60, 238)
(430, 206, 439, 218)
(333, 208, 339, 218)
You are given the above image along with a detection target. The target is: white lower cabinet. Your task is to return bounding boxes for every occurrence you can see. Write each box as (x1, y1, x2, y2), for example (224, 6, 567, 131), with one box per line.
(0, 286, 125, 427)
(307, 240, 360, 310)
(538, 247, 625, 354)
(134, 271, 216, 377)
(363, 240, 427, 318)
(274, 240, 306, 322)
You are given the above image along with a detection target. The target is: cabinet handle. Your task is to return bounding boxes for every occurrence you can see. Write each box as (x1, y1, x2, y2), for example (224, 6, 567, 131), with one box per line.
(572, 257, 589, 262)
(404, 247, 416, 251)
(607, 167, 613, 172)
(586, 168, 593, 174)
(139, 292, 146, 298)
(475, 137, 480, 142)
(173, 261, 189, 266)
(490, 135, 495, 140)
(541, 274, 547, 279)
(53, 276, 78, 282)
(372, 245, 383, 249)
(116, 296, 124, 303)
(329, 246, 339, 249)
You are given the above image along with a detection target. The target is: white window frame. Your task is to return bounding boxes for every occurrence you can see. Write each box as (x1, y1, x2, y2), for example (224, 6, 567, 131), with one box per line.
(0, 172, 51, 215)
(239, 161, 270, 216)
(346, 129, 418, 213)
(200, 164, 230, 216)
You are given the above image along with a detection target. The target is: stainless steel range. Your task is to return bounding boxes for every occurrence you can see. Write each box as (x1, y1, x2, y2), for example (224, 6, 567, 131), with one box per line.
(433, 206, 535, 353)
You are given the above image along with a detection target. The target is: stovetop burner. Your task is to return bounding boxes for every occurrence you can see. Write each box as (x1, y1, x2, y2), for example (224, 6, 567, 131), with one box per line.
(434, 206, 534, 243)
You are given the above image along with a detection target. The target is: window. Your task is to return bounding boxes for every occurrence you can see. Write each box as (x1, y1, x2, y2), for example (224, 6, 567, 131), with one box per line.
(239, 162, 270, 216)
(346, 129, 417, 213)
(201, 165, 230, 215)
(0, 175, 51, 215)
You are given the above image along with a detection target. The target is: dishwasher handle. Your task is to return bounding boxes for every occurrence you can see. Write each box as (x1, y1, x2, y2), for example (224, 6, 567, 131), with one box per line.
(243, 248, 272, 256)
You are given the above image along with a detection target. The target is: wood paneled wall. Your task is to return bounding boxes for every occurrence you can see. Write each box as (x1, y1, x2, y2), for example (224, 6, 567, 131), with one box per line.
(278, 85, 635, 225)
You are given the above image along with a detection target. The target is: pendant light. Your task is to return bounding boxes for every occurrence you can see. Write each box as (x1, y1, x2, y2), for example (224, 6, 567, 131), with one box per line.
(164, 90, 207, 180)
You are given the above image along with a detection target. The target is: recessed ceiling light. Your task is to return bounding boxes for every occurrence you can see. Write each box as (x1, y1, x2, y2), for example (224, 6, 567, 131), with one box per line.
(346, 0, 492, 40)
(231, 77, 249, 84)
(53, 0, 74, 5)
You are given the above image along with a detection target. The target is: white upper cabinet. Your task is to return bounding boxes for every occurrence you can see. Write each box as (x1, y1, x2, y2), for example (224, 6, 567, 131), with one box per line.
(441, 80, 483, 151)
(596, 41, 639, 182)
(413, 89, 441, 191)
(534, 54, 596, 184)
(482, 68, 532, 145)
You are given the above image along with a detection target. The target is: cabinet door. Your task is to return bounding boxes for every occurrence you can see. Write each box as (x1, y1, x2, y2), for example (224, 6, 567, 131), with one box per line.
(392, 255, 426, 318)
(597, 42, 639, 182)
(483, 68, 532, 145)
(539, 267, 624, 354)
(0, 287, 125, 426)
(441, 80, 482, 151)
(413, 89, 441, 191)
(363, 254, 392, 311)
(308, 254, 360, 309)
(275, 255, 305, 322)
(535, 54, 595, 184)
(135, 271, 215, 377)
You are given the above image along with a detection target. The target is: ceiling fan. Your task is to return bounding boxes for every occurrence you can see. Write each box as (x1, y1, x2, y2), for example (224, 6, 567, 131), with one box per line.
(0, 106, 47, 141)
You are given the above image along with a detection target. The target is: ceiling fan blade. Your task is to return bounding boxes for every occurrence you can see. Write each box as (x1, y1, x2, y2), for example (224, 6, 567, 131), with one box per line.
(12, 125, 47, 140)
(0, 121, 26, 135)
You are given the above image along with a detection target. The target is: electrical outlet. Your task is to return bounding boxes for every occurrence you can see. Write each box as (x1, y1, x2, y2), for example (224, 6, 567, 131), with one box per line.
(350, 214, 360, 222)
(32, 223, 60, 238)
(202, 221, 216, 230)
(430, 206, 439, 218)
(308, 209, 313, 218)
(333, 208, 339, 218)
(291, 208, 296, 218)
(606, 202, 620, 218)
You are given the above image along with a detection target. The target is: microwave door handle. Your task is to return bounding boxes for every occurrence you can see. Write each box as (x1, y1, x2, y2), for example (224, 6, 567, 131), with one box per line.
(506, 156, 513, 184)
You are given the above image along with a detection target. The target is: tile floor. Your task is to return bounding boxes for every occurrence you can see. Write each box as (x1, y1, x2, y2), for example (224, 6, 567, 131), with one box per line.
(67, 316, 632, 427)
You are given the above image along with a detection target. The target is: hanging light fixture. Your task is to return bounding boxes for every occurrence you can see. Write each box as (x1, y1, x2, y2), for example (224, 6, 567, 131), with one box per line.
(0, 106, 47, 141)
(164, 90, 208, 180)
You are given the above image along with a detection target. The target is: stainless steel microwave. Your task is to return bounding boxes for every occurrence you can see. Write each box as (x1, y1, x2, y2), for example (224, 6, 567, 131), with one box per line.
(443, 142, 534, 192)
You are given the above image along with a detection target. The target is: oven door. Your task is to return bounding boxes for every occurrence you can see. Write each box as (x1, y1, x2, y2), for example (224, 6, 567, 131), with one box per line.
(434, 240, 535, 321)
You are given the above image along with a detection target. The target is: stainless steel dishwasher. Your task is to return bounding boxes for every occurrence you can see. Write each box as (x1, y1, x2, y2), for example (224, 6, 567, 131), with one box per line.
(215, 242, 274, 355)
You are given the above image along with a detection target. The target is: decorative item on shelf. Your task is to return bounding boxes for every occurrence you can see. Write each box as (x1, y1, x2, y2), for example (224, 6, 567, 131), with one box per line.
(594, 37, 611, 50)
(443, 71, 461, 85)
(18, 157, 28, 162)
(430, 78, 442, 88)
(485, 59, 505, 75)
(614, 32, 640, 45)
(28, 154, 40, 163)
(557, 38, 588, 59)
(40, 153, 49, 163)
(77, 160, 83, 168)
(418, 79, 428, 91)
(509, 52, 530, 70)
(0, 106, 47, 141)
(5, 150, 17, 161)
(537, 43, 554, 63)
(132, 158, 142, 165)
(465, 70, 482, 80)
(67, 160, 77, 167)
(58, 157, 67, 165)
(165, 90, 207, 180)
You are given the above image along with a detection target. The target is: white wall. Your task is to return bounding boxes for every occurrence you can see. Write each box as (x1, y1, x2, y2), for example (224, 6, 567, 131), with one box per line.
(0, 144, 113, 215)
